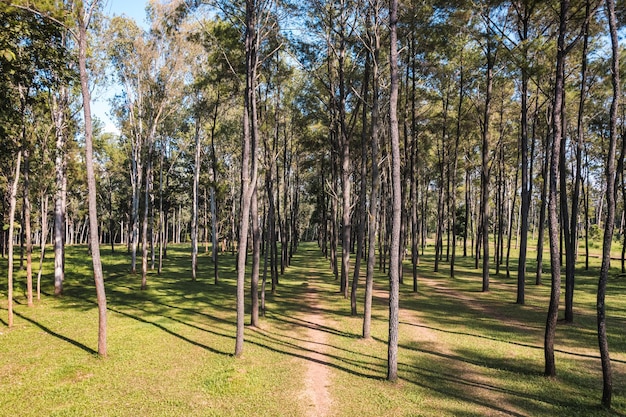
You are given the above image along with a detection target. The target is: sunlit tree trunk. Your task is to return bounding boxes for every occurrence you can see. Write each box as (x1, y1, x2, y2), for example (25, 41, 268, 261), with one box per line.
(37, 194, 49, 301)
(235, 0, 259, 357)
(545, 0, 568, 378)
(52, 85, 67, 296)
(78, 2, 107, 356)
(351, 49, 370, 316)
(515, 0, 533, 304)
(7, 151, 22, 328)
(598, 0, 619, 407)
(387, 0, 400, 382)
(363, 0, 381, 340)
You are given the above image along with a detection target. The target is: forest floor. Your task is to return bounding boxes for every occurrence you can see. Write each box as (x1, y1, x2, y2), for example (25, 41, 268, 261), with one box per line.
(1, 242, 626, 416)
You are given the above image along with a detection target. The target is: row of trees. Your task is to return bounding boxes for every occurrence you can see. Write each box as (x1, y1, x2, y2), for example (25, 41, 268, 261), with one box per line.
(0, 0, 624, 408)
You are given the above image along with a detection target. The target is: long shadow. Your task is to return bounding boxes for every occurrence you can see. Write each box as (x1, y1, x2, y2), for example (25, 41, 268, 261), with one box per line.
(58, 287, 233, 356)
(13, 311, 97, 355)
(250, 326, 388, 374)
(268, 311, 359, 339)
(106, 286, 234, 327)
(245, 328, 385, 381)
(400, 321, 626, 365)
(401, 364, 543, 417)
(107, 305, 229, 356)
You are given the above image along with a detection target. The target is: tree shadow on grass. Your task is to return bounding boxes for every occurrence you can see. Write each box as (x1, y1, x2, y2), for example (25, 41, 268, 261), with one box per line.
(245, 327, 386, 381)
(13, 310, 97, 355)
(106, 305, 230, 356)
(400, 321, 626, 366)
(268, 311, 359, 339)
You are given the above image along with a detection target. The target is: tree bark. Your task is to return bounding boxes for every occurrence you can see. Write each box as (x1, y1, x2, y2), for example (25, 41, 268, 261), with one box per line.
(545, 0, 568, 378)
(52, 86, 67, 296)
(37, 194, 49, 301)
(387, 0, 400, 382)
(363, 1, 381, 339)
(235, 0, 259, 357)
(191, 116, 201, 280)
(598, 0, 619, 407)
(7, 151, 22, 328)
(351, 51, 370, 316)
(515, 1, 533, 304)
(23, 146, 33, 307)
(480, 15, 494, 292)
(78, 3, 107, 356)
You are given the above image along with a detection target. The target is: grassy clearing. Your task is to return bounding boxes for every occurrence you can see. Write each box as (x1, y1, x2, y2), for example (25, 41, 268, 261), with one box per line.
(1, 240, 626, 416)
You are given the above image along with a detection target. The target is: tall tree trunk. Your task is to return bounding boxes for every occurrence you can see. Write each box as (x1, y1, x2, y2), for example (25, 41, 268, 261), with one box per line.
(78, 5, 107, 356)
(387, 0, 400, 382)
(363, 2, 381, 339)
(598, 0, 619, 407)
(141, 148, 153, 290)
(191, 116, 201, 281)
(564, 0, 591, 322)
(7, 151, 22, 328)
(516, 1, 532, 304)
(52, 86, 67, 296)
(235, 0, 259, 357)
(37, 194, 49, 301)
(251, 185, 261, 326)
(23, 146, 33, 307)
(351, 52, 370, 316)
(536, 122, 550, 285)
(545, 0, 568, 378)
(339, 20, 352, 300)
(435, 94, 449, 273)
(158, 149, 164, 275)
(210, 97, 220, 284)
(450, 63, 463, 279)
(480, 17, 494, 292)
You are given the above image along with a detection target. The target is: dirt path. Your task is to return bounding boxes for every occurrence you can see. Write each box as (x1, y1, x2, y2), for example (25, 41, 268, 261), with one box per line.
(298, 287, 333, 417)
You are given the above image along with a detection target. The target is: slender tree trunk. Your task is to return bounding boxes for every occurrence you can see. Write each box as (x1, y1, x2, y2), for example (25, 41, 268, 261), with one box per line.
(210, 100, 220, 284)
(584, 151, 590, 270)
(52, 86, 67, 296)
(516, 2, 532, 304)
(598, 0, 619, 406)
(351, 53, 370, 316)
(536, 125, 550, 285)
(23, 146, 33, 307)
(564, 0, 591, 323)
(191, 116, 201, 281)
(37, 194, 49, 301)
(506, 158, 519, 279)
(141, 148, 153, 290)
(251, 184, 261, 327)
(235, 0, 259, 357)
(78, 7, 107, 356)
(480, 19, 494, 292)
(545, 0, 568, 378)
(363, 2, 381, 339)
(158, 150, 164, 275)
(7, 151, 22, 328)
(435, 94, 448, 273)
(450, 64, 463, 279)
(387, 0, 401, 382)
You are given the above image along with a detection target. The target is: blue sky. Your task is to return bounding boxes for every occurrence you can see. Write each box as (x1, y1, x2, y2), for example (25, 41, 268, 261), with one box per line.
(103, 0, 147, 24)
(92, 0, 147, 133)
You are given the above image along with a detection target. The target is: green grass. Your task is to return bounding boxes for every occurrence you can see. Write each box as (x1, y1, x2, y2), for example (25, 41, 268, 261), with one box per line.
(1, 239, 626, 416)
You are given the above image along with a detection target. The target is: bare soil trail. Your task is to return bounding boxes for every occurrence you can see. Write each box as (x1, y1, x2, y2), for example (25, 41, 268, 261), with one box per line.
(298, 284, 333, 417)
